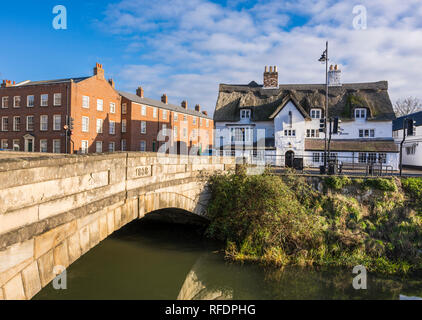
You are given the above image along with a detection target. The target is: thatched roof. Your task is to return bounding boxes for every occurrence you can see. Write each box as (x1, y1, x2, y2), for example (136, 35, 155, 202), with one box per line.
(214, 81, 395, 122)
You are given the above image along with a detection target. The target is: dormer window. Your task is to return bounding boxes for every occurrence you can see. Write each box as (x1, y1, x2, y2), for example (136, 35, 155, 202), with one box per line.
(310, 109, 321, 119)
(355, 108, 367, 120)
(240, 109, 251, 119)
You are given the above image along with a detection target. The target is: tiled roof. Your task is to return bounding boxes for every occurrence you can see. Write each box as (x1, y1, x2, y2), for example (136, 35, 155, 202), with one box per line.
(214, 81, 396, 122)
(11, 77, 90, 87)
(118, 91, 212, 119)
(393, 110, 422, 131)
(305, 139, 398, 153)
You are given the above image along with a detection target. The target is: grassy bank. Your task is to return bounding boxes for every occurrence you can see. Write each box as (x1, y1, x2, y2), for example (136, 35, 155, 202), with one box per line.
(205, 169, 422, 275)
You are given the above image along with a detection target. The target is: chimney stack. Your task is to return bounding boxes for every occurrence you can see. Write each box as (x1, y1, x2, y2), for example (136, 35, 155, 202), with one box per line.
(161, 94, 168, 104)
(181, 100, 188, 109)
(263, 65, 278, 89)
(108, 78, 115, 88)
(1, 80, 13, 88)
(195, 104, 201, 112)
(94, 63, 105, 79)
(202, 111, 208, 116)
(328, 64, 342, 87)
(136, 86, 144, 98)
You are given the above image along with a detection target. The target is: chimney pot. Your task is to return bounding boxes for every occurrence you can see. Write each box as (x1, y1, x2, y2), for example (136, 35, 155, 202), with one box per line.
(108, 78, 115, 88)
(181, 100, 188, 109)
(136, 86, 144, 98)
(202, 111, 208, 116)
(264, 66, 268, 72)
(161, 94, 168, 104)
(195, 104, 201, 112)
(269, 66, 273, 72)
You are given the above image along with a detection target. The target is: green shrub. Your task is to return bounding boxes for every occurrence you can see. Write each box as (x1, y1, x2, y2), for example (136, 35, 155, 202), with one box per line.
(402, 177, 422, 199)
(363, 178, 397, 192)
(324, 176, 352, 190)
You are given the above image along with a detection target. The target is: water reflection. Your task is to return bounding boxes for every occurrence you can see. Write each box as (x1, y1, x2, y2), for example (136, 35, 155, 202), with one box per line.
(34, 218, 422, 300)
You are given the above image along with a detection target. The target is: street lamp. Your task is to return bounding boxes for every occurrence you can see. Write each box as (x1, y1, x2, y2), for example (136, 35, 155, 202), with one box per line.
(318, 41, 329, 170)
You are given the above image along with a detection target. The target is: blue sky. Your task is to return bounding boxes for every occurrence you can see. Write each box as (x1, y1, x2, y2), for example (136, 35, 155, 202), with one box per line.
(1, 0, 422, 115)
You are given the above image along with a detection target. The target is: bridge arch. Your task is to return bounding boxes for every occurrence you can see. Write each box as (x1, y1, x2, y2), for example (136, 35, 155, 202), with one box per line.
(0, 152, 234, 300)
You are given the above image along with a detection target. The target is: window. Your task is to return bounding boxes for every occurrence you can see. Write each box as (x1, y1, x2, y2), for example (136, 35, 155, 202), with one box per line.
(122, 103, 127, 114)
(96, 141, 103, 153)
(122, 119, 127, 133)
(13, 116, 20, 131)
(109, 142, 115, 152)
(41, 94, 48, 107)
(368, 153, 377, 163)
(27, 95, 34, 107)
(26, 116, 34, 131)
(13, 96, 21, 108)
(313, 153, 321, 163)
(359, 129, 375, 138)
(1, 117, 8, 131)
(231, 127, 252, 142)
(141, 105, 146, 116)
(2, 96, 8, 108)
(306, 129, 319, 138)
(193, 117, 197, 125)
(206, 119, 209, 127)
(183, 115, 187, 122)
(406, 145, 417, 155)
(141, 121, 146, 134)
(82, 96, 90, 109)
(121, 139, 126, 151)
(310, 109, 321, 119)
(174, 126, 178, 138)
(97, 99, 103, 111)
(12, 139, 20, 151)
(162, 124, 167, 135)
(183, 127, 187, 138)
(40, 140, 48, 153)
(174, 112, 178, 121)
(200, 118, 203, 126)
(40, 115, 48, 131)
(153, 107, 157, 118)
(1, 139, 8, 149)
(163, 110, 167, 120)
(53, 140, 61, 153)
(284, 129, 296, 137)
(81, 140, 89, 154)
(379, 153, 387, 163)
(96, 119, 103, 133)
(82, 117, 89, 132)
(53, 115, 61, 131)
(152, 141, 157, 152)
(140, 141, 146, 152)
(358, 152, 367, 163)
(109, 121, 116, 135)
(110, 102, 116, 114)
(240, 109, 251, 119)
(54, 93, 62, 106)
(355, 108, 367, 119)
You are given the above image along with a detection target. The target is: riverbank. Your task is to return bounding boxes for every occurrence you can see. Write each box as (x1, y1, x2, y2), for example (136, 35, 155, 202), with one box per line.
(205, 168, 422, 275)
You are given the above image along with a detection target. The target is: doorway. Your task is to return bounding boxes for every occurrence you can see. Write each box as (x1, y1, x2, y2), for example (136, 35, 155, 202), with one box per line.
(285, 150, 294, 168)
(24, 135, 35, 152)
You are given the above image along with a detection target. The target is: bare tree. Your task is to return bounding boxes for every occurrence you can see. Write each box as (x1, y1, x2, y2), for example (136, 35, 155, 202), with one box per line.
(394, 97, 422, 117)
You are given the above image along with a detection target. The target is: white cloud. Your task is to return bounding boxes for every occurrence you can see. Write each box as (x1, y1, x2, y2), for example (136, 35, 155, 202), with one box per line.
(99, 0, 422, 116)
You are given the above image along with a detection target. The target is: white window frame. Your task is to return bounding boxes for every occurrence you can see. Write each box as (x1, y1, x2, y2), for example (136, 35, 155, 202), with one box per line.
(140, 140, 146, 152)
(2, 96, 9, 108)
(27, 95, 34, 108)
(96, 119, 103, 133)
(206, 119, 209, 127)
(96, 141, 103, 153)
(174, 126, 178, 138)
(41, 94, 48, 107)
(82, 116, 89, 133)
(355, 108, 367, 120)
(153, 107, 157, 118)
(26, 116, 34, 131)
(310, 109, 321, 119)
(110, 102, 116, 114)
(12, 139, 20, 151)
(97, 99, 103, 111)
(163, 110, 167, 120)
(1, 117, 8, 132)
(13, 96, 21, 108)
(193, 116, 197, 125)
(122, 103, 127, 115)
(53, 115, 61, 131)
(53, 93, 62, 106)
(13, 116, 20, 131)
(109, 120, 115, 135)
(141, 105, 147, 116)
(141, 121, 146, 134)
(1, 139, 8, 149)
(121, 139, 126, 151)
(81, 140, 89, 154)
(40, 115, 48, 131)
(240, 109, 251, 119)
(122, 119, 127, 133)
(109, 142, 115, 152)
(40, 139, 48, 153)
(174, 113, 178, 121)
(53, 139, 61, 154)
(82, 96, 90, 109)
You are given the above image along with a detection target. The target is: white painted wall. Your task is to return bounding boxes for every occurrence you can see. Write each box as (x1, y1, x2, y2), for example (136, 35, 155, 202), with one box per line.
(333, 120, 393, 139)
(394, 127, 422, 167)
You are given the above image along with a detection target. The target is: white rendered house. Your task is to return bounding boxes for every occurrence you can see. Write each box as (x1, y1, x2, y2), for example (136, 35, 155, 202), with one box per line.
(213, 66, 399, 170)
(393, 111, 422, 169)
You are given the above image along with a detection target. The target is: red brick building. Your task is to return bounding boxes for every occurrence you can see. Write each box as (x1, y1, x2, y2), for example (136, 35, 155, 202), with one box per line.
(119, 88, 213, 154)
(0, 63, 121, 154)
(0, 64, 214, 155)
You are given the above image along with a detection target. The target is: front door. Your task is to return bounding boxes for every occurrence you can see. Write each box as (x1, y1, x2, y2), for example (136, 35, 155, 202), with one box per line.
(24, 136, 35, 152)
(285, 151, 294, 168)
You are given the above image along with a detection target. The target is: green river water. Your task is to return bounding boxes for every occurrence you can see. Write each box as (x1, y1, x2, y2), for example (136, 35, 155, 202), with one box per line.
(34, 215, 422, 300)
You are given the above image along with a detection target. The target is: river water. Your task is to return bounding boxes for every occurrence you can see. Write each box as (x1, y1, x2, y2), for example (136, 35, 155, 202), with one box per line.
(34, 216, 422, 300)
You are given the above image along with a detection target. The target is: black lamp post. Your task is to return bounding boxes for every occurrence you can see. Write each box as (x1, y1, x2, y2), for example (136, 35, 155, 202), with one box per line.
(318, 41, 329, 169)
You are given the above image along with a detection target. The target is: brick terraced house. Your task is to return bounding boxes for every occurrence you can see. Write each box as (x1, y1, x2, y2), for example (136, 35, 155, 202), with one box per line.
(119, 88, 213, 154)
(0, 63, 121, 154)
(0, 63, 213, 155)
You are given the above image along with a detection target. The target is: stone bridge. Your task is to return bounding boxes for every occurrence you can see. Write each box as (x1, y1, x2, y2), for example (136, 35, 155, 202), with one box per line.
(0, 152, 235, 300)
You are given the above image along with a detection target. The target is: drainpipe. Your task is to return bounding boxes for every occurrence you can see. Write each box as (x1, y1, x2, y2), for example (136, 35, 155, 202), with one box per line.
(399, 117, 407, 176)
